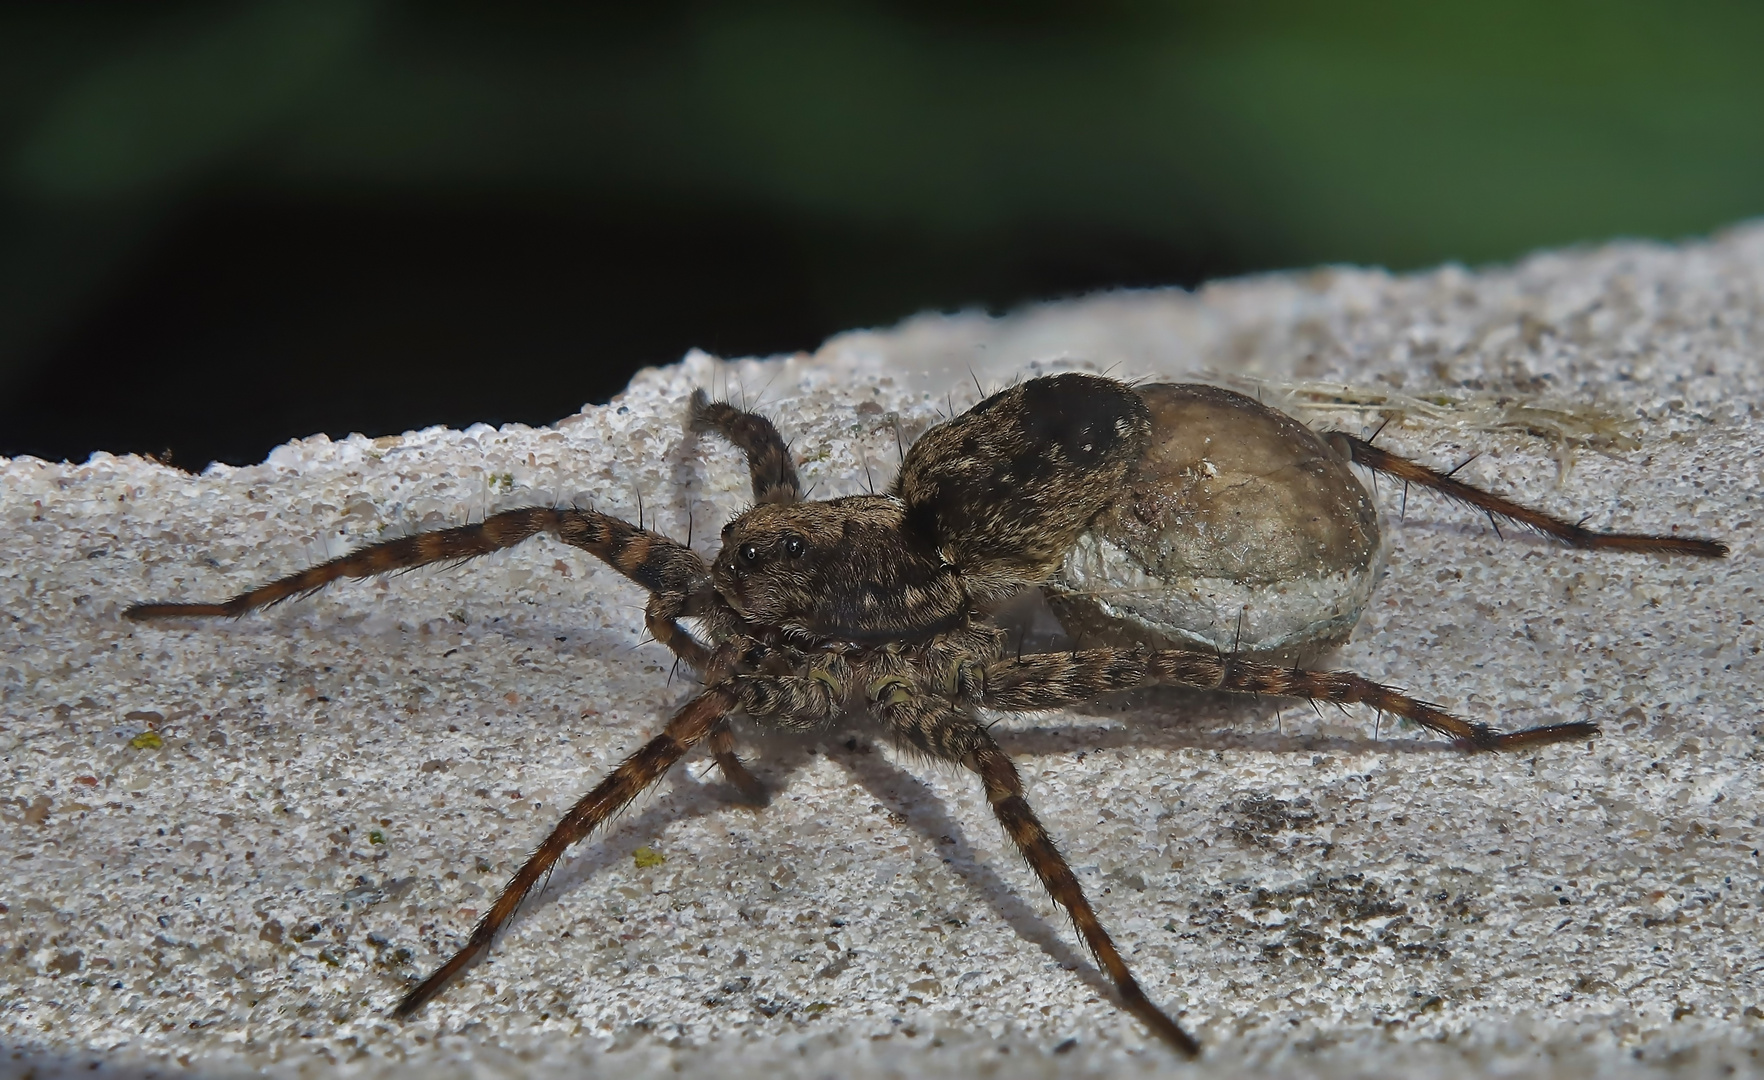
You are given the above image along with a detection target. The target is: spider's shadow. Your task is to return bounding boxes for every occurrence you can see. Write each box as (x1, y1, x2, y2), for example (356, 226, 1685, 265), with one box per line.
(485, 684, 1455, 1016)
(421, 576, 1480, 1009)
(527, 722, 1116, 1003)
(828, 741, 1109, 998)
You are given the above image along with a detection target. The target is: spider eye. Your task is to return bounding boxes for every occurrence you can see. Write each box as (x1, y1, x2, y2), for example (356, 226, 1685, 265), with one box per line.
(737, 542, 760, 565)
(783, 534, 806, 559)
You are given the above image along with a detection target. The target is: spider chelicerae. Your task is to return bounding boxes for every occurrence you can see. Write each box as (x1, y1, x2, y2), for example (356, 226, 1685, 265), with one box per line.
(126, 372, 1726, 1055)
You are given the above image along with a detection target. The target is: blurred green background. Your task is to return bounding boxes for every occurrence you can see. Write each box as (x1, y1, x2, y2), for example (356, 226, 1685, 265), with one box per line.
(2, 1, 1761, 467)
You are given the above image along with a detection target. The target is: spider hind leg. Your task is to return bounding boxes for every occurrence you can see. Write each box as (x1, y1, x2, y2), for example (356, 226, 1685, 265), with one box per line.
(982, 648, 1597, 752)
(1324, 431, 1727, 557)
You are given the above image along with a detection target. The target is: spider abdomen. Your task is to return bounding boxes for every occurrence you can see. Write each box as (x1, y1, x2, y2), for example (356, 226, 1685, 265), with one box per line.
(1048, 383, 1384, 660)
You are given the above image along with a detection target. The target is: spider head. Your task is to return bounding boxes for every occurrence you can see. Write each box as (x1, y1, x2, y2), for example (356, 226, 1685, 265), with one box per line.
(712, 495, 967, 642)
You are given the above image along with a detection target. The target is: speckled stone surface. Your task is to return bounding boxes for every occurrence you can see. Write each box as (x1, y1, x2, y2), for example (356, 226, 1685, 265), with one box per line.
(3, 225, 1761, 1079)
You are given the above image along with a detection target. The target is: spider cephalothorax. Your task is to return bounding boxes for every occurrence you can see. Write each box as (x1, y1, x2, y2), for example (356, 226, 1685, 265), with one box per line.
(711, 497, 965, 642)
(711, 373, 1150, 641)
(125, 370, 1725, 1056)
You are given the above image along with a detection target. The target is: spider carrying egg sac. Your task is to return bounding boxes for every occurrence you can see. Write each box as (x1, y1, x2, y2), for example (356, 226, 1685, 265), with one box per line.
(1046, 383, 1385, 661)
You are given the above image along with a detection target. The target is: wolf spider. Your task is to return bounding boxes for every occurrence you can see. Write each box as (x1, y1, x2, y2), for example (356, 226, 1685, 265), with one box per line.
(126, 373, 1725, 1055)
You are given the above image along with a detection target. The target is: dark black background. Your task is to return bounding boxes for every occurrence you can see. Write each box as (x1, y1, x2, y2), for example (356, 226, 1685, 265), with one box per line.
(2, 2, 1760, 469)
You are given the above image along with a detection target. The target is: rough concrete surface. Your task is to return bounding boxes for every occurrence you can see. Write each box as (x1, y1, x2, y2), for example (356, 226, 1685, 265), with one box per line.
(3, 225, 1762, 1079)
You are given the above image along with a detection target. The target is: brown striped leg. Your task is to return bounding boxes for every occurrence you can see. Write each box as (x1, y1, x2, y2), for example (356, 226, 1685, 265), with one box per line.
(1324, 432, 1727, 557)
(870, 691, 1196, 1054)
(126, 506, 564, 618)
(965, 728, 1198, 1056)
(552, 511, 717, 670)
(126, 506, 717, 667)
(982, 648, 1597, 751)
(393, 685, 734, 1018)
(689, 389, 801, 504)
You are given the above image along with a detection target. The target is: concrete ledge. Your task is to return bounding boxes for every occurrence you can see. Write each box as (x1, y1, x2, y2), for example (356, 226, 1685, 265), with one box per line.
(3, 224, 1761, 1078)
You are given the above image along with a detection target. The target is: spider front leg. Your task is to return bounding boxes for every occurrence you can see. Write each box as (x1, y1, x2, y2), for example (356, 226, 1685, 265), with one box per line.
(689, 388, 801, 504)
(982, 648, 1596, 751)
(395, 683, 738, 1017)
(876, 692, 1198, 1056)
(125, 506, 565, 619)
(398, 659, 845, 1017)
(126, 506, 718, 670)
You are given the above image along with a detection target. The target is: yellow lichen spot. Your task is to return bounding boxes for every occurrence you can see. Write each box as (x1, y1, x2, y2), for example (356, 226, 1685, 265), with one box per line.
(129, 731, 163, 750)
(632, 846, 665, 869)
